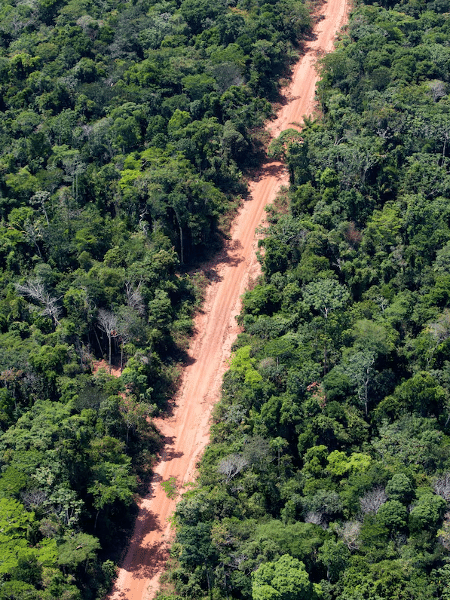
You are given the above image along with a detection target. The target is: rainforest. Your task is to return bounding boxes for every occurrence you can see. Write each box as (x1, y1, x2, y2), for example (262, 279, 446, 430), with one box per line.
(0, 0, 449, 594)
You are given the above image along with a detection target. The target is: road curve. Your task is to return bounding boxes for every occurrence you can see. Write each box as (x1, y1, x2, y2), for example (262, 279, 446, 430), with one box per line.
(107, 0, 349, 597)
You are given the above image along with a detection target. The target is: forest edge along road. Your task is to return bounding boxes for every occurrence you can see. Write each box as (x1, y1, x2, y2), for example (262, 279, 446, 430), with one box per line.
(108, 1, 349, 598)
(107, 0, 349, 597)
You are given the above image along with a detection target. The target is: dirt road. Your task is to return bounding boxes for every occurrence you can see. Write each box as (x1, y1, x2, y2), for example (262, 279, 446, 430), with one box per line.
(108, 0, 348, 597)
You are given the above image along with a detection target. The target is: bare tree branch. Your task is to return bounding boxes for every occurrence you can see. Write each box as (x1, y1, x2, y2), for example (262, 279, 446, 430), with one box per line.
(359, 487, 387, 515)
(16, 278, 61, 326)
(304, 512, 323, 526)
(434, 473, 450, 502)
(97, 309, 119, 370)
(337, 521, 361, 550)
(217, 453, 249, 483)
(125, 280, 145, 316)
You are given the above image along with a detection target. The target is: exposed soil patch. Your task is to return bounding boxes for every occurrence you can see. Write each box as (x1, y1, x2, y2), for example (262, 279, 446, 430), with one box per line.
(92, 359, 123, 378)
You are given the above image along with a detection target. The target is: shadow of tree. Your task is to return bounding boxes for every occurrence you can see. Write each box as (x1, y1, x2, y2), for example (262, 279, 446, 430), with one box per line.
(252, 160, 287, 183)
(127, 540, 169, 579)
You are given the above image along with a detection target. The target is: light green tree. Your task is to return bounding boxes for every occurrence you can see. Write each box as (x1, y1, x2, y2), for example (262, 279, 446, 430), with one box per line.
(252, 554, 319, 600)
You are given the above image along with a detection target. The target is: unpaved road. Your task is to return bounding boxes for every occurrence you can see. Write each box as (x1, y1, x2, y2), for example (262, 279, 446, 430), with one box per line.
(107, 0, 348, 597)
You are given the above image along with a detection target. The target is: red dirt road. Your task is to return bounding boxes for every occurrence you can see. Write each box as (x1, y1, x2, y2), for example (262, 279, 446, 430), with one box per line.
(107, 1, 348, 598)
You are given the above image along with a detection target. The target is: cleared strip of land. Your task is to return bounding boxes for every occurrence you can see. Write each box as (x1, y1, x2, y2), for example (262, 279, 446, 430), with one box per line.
(108, 1, 349, 597)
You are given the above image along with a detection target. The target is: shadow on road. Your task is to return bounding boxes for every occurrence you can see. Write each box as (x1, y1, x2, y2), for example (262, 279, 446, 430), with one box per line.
(252, 160, 287, 183)
(159, 438, 184, 463)
(128, 540, 169, 579)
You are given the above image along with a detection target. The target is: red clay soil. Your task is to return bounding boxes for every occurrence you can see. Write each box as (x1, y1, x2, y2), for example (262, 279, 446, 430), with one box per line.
(92, 359, 123, 378)
(107, 1, 349, 597)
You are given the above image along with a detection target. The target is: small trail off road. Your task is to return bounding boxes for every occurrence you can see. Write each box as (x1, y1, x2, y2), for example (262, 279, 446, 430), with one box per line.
(108, 0, 349, 597)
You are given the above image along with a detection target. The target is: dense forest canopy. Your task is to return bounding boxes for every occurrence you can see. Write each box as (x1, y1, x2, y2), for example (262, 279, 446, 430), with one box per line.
(167, 0, 450, 598)
(0, 0, 311, 595)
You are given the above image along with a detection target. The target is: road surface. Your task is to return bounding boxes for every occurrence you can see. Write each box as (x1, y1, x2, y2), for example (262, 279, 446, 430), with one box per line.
(107, 0, 349, 597)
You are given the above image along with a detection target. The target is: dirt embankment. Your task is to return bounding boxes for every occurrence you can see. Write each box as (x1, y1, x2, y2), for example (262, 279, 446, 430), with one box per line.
(107, 1, 349, 597)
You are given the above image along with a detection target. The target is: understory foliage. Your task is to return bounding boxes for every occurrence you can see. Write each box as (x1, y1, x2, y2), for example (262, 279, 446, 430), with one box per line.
(168, 0, 450, 598)
(0, 0, 312, 594)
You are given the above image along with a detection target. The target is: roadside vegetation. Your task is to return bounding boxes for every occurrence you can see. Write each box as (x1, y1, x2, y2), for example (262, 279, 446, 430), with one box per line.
(167, 0, 450, 598)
